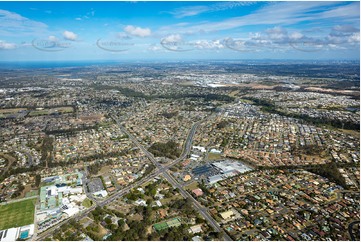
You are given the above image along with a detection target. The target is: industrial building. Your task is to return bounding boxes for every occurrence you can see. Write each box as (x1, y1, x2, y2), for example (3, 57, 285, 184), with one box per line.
(195, 160, 253, 184)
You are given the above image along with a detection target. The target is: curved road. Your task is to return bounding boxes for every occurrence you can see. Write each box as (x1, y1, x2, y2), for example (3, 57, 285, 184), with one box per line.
(348, 220, 360, 241)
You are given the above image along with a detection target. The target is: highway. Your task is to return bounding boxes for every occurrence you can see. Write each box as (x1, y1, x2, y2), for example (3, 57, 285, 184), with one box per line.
(34, 115, 231, 241)
(113, 116, 231, 241)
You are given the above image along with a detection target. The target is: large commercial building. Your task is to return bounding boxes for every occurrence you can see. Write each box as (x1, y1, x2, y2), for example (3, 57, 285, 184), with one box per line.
(0, 224, 34, 242)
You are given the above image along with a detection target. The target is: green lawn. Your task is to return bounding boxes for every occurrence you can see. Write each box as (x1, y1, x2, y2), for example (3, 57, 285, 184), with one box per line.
(25, 190, 38, 198)
(0, 198, 36, 230)
(28, 110, 49, 116)
(82, 198, 93, 208)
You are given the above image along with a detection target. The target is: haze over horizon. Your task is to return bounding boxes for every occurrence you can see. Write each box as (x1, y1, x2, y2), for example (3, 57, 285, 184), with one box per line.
(0, 3, 360, 240)
(0, 1, 359, 61)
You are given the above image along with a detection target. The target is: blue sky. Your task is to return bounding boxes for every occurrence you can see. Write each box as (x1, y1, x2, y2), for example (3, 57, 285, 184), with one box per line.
(0, 1, 359, 61)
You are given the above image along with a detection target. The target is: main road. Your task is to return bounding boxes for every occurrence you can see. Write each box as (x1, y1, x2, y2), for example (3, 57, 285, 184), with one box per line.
(113, 115, 231, 241)
(34, 114, 231, 241)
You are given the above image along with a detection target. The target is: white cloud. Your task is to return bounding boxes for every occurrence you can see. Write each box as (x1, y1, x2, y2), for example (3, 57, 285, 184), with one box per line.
(63, 30, 77, 41)
(318, 3, 359, 20)
(171, 6, 209, 18)
(75, 9, 95, 22)
(20, 42, 32, 47)
(148, 44, 162, 51)
(160, 34, 226, 52)
(161, 34, 183, 44)
(333, 25, 359, 33)
(224, 38, 247, 51)
(348, 33, 360, 43)
(266, 27, 288, 41)
(0, 9, 48, 36)
(192, 39, 224, 49)
(124, 25, 151, 37)
(223, 24, 360, 53)
(160, 34, 192, 51)
(0, 40, 17, 50)
(224, 37, 270, 52)
(326, 24, 360, 46)
(289, 32, 304, 40)
(327, 44, 347, 50)
(160, 2, 359, 35)
(48, 35, 58, 42)
(170, 1, 255, 18)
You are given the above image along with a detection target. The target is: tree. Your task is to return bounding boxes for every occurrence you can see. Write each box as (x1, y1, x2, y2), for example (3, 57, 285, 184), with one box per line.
(113, 211, 125, 218)
(145, 183, 158, 197)
(148, 232, 159, 241)
(105, 217, 112, 225)
(217, 120, 229, 129)
(307, 162, 348, 188)
(195, 217, 205, 224)
(146, 198, 153, 206)
(117, 219, 125, 228)
(34, 174, 41, 187)
(148, 140, 181, 159)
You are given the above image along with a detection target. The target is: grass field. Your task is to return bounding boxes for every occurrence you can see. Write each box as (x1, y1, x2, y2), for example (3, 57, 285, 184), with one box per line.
(207, 152, 222, 160)
(0, 108, 28, 119)
(0, 198, 36, 230)
(55, 106, 74, 113)
(0, 108, 27, 114)
(160, 194, 182, 205)
(82, 198, 93, 208)
(28, 110, 49, 116)
(184, 181, 199, 191)
(25, 190, 38, 198)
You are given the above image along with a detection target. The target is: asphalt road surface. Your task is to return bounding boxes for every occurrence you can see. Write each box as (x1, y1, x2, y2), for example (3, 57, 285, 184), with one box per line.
(114, 116, 232, 241)
(34, 115, 232, 241)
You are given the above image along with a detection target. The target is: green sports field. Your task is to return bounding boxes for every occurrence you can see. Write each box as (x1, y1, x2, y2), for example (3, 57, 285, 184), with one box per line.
(0, 198, 36, 230)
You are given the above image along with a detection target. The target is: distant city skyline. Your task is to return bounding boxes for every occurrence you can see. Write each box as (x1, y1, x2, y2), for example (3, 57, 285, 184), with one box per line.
(0, 1, 359, 61)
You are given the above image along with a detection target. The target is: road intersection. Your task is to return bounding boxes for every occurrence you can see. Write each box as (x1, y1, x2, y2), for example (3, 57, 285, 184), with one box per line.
(34, 115, 232, 241)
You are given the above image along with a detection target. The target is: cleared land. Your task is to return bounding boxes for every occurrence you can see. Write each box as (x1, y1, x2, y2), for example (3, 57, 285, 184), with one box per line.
(28, 106, 74, 117)
(0, 198, 36, 230)
(207, 152, 222, 160)
(184, 181, 199, 191)
(0, 108, 28, 118)
(0, 108, 27, 114)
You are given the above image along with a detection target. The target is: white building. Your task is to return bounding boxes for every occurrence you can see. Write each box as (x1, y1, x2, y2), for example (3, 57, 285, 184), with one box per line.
(134, 199, 147, 206)
(0, 224, 34, 241)
(93, 190, 108, 198)
(193, 146, 206, 153)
